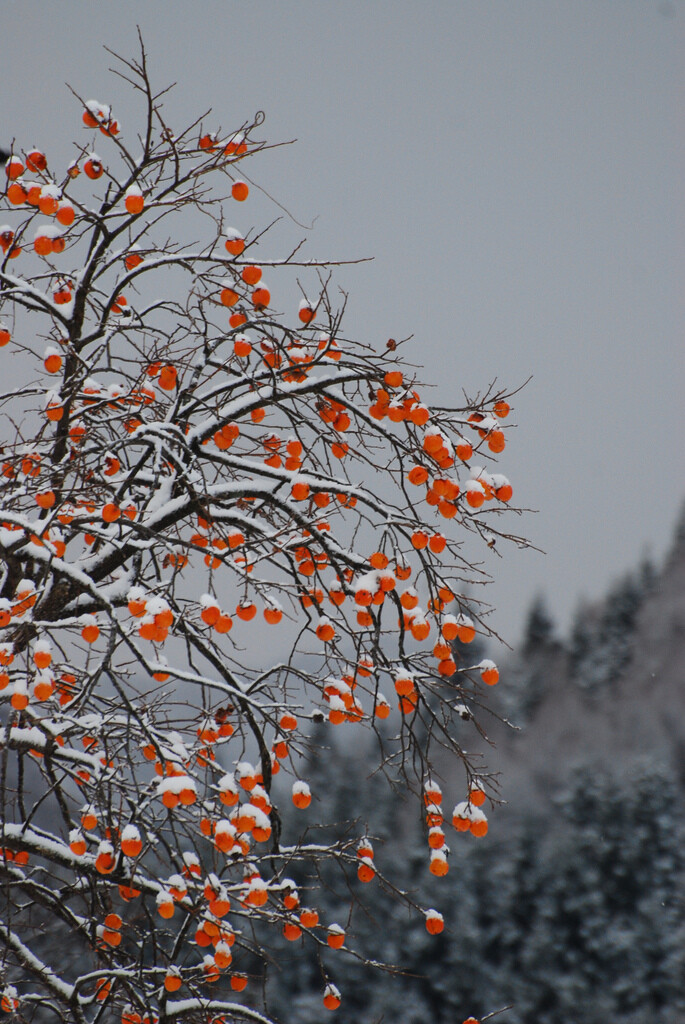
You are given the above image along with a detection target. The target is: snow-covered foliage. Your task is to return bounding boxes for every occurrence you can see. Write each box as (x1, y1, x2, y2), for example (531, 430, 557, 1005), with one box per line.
(0, 42, 527, 1024)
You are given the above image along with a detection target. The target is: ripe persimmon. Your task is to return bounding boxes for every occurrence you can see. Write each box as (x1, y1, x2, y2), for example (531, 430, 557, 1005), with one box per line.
(299, 908, 319, 928)
(357, 857, 375, 883)
(35, 491, 56, 509)
(164, 972, 181, 993)
(69, 831, 87, 856)
(425, 909, 444, 934)
(241, 265, 261, 285)
(156, 894, 174, 918)
(234, 334, 252, 357)
(56, 201, 75, 226)
(331, 441, 348, 459)
(7, 183, 30, 207)
(465, 483, 485, 509)
(469, 783, 486, 807)
(38, 188, 59, 215)
(0, 993, 18, 1013)
(33, 675, 55, 701)
(158, 365, 177, 390)
(292, 781, 311, 808)
(8, 689, 26, 710)
(224, 229, 245, 255)
(225, 132, 248, 156)
(95, 842, 116, 874)
(429, 533, 446, 553)
(316, 620, 335, 642)
(456, 618, 476, 644)
(408, 465, 429, 485)
(452, 801, 472, 832)
(374, 697, 390, 719)
(124, 186, 144, 214)
(232, 181, 249, 201)
(470, 815, 488, 838)
(26, 149, 47, 172)
(411, 529, 429, 550)
(82, 105, 102, 127)
(5, 157, 24, 180)
(323, 985, 341, 1011)
(487, 429, 505, 453)
(44, 349, 63, 373)
(45, 397, 63, 421)
(429, 850, 449, 876)
(410, 403, 430, 425)
(120, 826, 143, 857)
(81, 619, 100, 644)
(252, 284, 270, 308)
(83, 155, 103, 179)
(428, 826, 445, 849)
(425, 802, 443, 827)
(94, 979, 111, 1002)
(480, 661, 499, 685)
(394, 674, 414, 697)
(298, 301, 315, 323)
(291, 480, 309, 501)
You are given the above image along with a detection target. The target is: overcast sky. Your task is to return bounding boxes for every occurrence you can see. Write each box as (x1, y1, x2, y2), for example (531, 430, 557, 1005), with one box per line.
(3, 0, 683, 648)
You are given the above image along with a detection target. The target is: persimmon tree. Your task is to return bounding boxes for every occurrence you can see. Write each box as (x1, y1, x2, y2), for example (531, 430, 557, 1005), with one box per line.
(0, 42, 526, 1024)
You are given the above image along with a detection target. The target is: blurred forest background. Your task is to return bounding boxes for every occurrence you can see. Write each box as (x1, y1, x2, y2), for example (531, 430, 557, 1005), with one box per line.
(260, 504, 685, 1024)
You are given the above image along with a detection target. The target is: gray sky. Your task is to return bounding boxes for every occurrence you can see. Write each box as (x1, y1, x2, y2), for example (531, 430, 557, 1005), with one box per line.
(3, 0, 683, 648)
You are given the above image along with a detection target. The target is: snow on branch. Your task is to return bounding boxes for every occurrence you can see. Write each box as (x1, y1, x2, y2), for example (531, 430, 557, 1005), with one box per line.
(0, 36, 523, 1024)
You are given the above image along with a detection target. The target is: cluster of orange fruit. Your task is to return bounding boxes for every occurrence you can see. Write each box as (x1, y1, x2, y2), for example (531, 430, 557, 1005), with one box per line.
(3, 115, 150, 271)
(411, 777, 491, 902)
(0, 89, 522, 1024)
